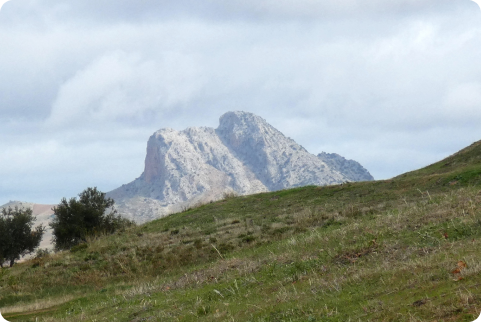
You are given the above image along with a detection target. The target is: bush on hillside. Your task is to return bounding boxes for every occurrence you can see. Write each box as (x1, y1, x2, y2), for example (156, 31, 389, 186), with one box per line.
(0, 206, 45, 267)
(50, 187, 134, 251)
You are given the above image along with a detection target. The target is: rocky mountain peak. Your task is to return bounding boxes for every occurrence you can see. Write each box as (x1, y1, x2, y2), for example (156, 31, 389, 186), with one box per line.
(108, 111, 374, 223)
(218, 111, 270, 136)
(218, 112, 270, 150)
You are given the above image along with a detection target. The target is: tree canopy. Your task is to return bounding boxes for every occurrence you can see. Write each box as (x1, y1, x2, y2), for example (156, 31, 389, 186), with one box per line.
(50, 187, 132, 250)
(0, 206, 45, 267)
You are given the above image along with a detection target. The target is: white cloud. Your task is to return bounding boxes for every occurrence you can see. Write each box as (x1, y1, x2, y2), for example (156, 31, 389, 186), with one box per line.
(46, 50, 205, 128)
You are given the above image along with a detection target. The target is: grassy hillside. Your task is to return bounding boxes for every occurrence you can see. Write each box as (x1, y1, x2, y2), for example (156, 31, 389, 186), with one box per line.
(398, 140, 481, 185)
(1, 141, 481, 321)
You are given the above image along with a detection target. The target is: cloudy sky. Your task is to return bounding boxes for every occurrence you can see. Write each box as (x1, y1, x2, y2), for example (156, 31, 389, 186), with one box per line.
(1, 0, 481, 205)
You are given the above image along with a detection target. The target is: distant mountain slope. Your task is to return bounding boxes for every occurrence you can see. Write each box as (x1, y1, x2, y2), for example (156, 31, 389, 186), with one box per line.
(317, 152, 373, 182)
(108, 111, 374, 222)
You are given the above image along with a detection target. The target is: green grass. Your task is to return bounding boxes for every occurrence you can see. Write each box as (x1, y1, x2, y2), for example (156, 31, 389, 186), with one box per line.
(2, 140, 481, 321)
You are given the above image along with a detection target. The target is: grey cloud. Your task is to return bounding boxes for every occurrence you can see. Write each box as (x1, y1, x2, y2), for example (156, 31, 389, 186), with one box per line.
(1, 0, 481, 205)
(28, 10, 481, 135)
(204, 0, 457, 20)
(1, 0, 466, 26)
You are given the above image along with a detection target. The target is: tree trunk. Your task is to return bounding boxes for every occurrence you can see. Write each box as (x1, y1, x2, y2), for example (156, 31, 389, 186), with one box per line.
(9, 259, 15, 267)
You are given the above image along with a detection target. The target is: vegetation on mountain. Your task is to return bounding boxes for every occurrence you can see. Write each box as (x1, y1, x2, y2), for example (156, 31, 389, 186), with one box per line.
(0, 207, 44, 268)
(50, 187, 134, 251)
(1, 141, 481, 321)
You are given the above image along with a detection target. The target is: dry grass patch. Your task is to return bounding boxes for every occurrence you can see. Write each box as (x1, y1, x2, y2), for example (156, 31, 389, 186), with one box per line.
(1, 294, 76, 314)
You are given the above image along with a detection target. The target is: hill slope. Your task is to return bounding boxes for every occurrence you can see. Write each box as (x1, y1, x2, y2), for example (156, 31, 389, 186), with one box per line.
(1, 140, 481, 321)
(398, 140, 481, 185)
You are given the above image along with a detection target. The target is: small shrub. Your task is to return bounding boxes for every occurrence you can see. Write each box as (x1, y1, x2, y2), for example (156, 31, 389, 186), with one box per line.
(194, 239, 203, 249)
(294, 227, 308, 234)
(218, 243, 235, 253)
(222, 191, 238, 200)
(84, 252, 100, 261)
(322, 218, 342, 229)
(261, 224, 271, 234)
(271, 227, 290, 236)
(70, 243, 88, 253)
(35, 248, 51, 258)
(203, 227, 217, 235)
(79, 263, 91, 271)
(241, 235, 256, 243)
(31, 261, 41, 268)
(181, 206, 192, 213)
(197, 305, 211, 316)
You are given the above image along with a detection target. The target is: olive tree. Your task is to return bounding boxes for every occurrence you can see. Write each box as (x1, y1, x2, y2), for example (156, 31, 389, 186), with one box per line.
(50, 187, 133, 251)
(0, 207, 45, 267)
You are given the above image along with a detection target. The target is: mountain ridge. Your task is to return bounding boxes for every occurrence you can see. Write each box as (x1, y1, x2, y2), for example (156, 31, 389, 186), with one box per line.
(107, 111, 373, 222)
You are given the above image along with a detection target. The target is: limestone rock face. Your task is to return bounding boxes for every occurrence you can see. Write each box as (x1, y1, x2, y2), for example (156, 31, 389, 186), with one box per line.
(108, 111, 374, 223)
(317, 152, 374, 182)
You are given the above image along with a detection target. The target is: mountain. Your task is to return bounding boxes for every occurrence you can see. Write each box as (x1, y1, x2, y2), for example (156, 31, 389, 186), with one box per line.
(317, 152, 374, 182)
(108, 111, 373, 222)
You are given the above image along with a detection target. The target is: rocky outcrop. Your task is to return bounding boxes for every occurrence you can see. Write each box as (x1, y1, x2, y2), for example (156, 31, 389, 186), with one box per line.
(108, 111, 374, 223)
(317, 152, 374, 182)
